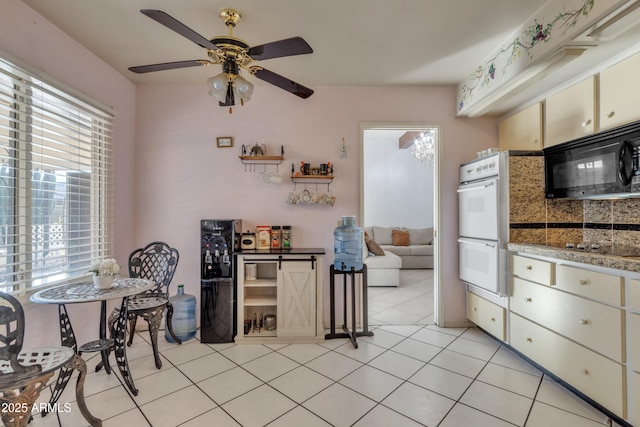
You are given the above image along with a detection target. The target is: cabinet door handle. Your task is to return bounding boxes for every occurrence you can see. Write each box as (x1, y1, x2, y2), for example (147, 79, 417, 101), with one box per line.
(579, 279, 589, 286)
(607, 111, 615, 118)
(473, 307, 478, 311)
(526, 337, 533, 343)
(490, 317, 495, 322)
(583, 369, 590, 375)
(525, 265, 532, 270)
(525, 297, 532, 302)
(579, 319, 591, 325)
(581, 119, 592, 128)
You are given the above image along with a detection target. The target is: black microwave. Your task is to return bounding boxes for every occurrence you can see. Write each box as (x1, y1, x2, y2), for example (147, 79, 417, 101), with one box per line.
(544, 121, 640, 199)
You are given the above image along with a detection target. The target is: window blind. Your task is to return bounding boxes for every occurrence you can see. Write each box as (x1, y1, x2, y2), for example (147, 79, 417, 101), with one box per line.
(0, 57, 114, 293)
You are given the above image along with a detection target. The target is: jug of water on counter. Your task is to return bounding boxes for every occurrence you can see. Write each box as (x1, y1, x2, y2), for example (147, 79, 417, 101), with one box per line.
(165, 284, 196, 343)
(334, 215, 363, 271)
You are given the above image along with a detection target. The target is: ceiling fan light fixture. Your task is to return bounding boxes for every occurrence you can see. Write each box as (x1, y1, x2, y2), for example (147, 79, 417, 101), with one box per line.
(207, 73, 229, 102)
(234, 75, 253, 102)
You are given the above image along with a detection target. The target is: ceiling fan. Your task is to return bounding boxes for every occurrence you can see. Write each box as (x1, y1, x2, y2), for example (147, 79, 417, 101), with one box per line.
(129, 8, 314, 111)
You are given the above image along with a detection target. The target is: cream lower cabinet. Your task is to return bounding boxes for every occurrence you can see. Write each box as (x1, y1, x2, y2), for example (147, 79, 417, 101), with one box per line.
(236, 253, 324, 343)
(630, 312, 640, 426)
(511, 277, 623, 362)
(510, 313, 625, 417)
(466, 291, 505, 341)
(509, 254, 628, 420)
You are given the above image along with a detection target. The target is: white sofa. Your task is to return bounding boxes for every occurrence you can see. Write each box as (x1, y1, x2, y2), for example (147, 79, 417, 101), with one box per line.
(364, 226, 434, 269)
(363, 249, 401, 287)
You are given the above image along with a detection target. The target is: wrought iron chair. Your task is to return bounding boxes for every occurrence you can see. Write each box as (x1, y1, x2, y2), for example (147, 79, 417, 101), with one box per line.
(109, 241, 181, 369)
(0, 292, 100, 427)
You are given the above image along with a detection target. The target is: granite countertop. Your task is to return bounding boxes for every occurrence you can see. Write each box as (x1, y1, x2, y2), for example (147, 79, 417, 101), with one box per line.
(237, 248, 326, 255)
(507, 243, 640, 273)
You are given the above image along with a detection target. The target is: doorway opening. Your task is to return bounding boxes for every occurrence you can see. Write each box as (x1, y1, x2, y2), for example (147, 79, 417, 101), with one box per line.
(360, 122, 442, 326)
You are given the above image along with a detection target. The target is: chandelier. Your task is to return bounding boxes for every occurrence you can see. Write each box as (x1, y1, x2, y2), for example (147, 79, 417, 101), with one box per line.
(412, 130, 435, 166)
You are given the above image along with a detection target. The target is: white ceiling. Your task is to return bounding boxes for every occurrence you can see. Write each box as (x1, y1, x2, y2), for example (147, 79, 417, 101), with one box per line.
(20, 0, 640, 115)
(21, 0, 548, 87)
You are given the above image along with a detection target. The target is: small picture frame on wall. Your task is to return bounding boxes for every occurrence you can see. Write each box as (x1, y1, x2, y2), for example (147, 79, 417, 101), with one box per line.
(217, 137, 233, 147)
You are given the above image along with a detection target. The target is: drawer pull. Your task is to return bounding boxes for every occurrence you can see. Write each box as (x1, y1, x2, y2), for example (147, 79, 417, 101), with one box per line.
(579, 279, 590, 286)
(524, 297, 532, 302)
(526, 337, 533, 343)
(583, 369, 589, 375)
(490, 317, 495, 322)
(473, 307, 477, 311)
(579, 319, 591, 325)
(525, 265, 532, 270)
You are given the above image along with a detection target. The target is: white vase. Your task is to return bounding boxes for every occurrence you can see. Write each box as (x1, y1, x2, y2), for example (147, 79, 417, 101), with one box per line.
(93, 274, 117, 290)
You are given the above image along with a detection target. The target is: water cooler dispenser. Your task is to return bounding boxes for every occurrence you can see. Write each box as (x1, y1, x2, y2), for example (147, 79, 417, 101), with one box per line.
(200, 219, 242, 343)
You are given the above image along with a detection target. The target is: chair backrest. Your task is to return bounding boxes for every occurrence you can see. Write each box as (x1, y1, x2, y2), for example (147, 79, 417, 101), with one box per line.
(0, 292, 40, 376)
(128, 241, 179, 294)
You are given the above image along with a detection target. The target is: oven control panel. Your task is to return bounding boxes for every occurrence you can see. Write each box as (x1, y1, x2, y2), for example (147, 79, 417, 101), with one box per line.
(459, 153, 501, 184)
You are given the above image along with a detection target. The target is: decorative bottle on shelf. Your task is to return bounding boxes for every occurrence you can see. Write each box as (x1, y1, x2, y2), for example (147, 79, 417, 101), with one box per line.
(333, 215, 363, 271)
(165, 284, 196, 343)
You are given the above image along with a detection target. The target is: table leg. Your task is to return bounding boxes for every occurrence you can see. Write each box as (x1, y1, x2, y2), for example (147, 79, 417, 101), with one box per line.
(46, 305, 102, 426)
(112, 296, 138, 396)
(45, 304, 77, 414)
(93, 301, 112, 374)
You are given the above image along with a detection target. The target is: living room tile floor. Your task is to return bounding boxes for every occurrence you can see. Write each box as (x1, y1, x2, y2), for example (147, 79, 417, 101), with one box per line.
(368, 269, 434, 325)
(29, 324, 621, 426)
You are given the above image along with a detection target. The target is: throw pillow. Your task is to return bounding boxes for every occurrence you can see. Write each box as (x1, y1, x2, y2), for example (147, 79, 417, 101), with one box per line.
(392, 229, 410, 246)
(365, 236, 385, 256)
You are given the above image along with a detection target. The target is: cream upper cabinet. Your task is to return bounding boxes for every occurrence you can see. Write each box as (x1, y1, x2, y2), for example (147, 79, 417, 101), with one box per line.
(600, 52, 640, 130)
(498, 103, 542, 150)
(545, 77, 596, 147)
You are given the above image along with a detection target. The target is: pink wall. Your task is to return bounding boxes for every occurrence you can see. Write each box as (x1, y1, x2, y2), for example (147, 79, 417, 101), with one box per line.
(3, 1, 499, 349)
(134, 84, 498, 327)
(1, 1, 137, 347)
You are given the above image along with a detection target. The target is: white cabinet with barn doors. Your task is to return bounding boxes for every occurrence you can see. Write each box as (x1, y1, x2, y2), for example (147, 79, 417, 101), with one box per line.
(235, 251, 324, 343)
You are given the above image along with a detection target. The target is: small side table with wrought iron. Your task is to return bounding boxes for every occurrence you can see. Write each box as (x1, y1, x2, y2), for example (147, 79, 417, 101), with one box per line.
(30, 278, 154, 401)
(325, 264, 374, 348)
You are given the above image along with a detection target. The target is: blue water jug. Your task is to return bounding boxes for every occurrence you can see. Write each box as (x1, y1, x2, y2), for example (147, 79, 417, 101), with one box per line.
(165, 284, 196, 343)
(334, 215, 363, 271)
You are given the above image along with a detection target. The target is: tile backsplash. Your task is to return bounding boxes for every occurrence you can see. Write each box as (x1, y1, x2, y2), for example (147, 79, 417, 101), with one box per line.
(508, 155, 640, 252)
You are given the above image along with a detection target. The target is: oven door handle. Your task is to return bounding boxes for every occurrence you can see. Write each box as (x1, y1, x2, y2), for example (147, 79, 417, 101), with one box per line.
(456, 181, 496, 193)
(457, 238, 496, 248)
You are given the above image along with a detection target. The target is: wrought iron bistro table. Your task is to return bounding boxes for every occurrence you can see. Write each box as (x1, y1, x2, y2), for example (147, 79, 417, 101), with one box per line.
(30, 278, 154, 398)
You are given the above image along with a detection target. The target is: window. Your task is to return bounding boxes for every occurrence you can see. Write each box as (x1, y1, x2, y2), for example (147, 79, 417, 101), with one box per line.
(0, 57, 114, 294)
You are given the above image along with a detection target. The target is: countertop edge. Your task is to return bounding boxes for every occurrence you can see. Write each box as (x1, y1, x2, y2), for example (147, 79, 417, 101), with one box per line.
(507, 243, 640, 273)
(236, 248, 326, 255)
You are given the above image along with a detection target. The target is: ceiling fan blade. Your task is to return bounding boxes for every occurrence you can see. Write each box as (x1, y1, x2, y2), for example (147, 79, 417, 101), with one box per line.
(129, 60, 210, 74)
(141, 9, 219, 50)
(253, 68, 314, 99)
(248, 37, 313, 60)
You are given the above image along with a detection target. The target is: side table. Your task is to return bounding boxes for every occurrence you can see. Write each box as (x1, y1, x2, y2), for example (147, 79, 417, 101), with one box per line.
(325, 264, 374, 348)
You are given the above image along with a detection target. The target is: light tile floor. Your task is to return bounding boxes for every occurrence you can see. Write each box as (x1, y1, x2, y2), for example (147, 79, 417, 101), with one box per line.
(368, 270, 434, 325)
(28, 270, 622, 427)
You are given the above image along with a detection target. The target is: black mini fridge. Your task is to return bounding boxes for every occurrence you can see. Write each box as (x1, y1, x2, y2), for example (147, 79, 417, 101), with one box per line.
(200, 219, 241, 343)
